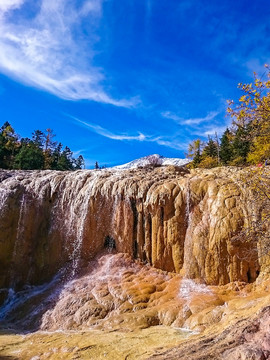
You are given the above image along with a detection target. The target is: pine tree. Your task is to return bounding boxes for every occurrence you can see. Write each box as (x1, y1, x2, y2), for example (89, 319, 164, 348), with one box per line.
(32, 130, 45, 149)
(14, 142, 44, 170)
(198, 137, 219, 168)
(0, 123, 85, 171)
(0, 131, 8, 169)
(202, 137, 218, 158)
(220, 129, 233, 164)
(232, 124, 251, 163)
(57, 146, 74, 170)
(0, 122, 19, 168)
(48, 143, 61, 170)
(192, 150, 202, 167)
(75, 155, 85, 170)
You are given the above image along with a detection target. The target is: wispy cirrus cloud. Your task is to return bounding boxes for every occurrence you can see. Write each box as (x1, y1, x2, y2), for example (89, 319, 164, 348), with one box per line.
(151, 138, 189, 151)
(0, 0, 136, 107)
(198, 118, 232, 137)
(66, 113, 188, 150)
(67, 114, 147, 141)
(161, 110, 219, 125)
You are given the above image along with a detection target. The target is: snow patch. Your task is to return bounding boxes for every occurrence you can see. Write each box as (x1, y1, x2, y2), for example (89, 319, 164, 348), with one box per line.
(112, 154, 190, 170)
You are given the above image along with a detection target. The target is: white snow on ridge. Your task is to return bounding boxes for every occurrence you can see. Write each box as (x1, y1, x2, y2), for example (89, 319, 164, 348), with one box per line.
(113, 154, 190, 170)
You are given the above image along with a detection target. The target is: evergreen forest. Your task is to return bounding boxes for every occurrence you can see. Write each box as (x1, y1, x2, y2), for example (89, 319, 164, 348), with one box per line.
(0, 123, 84, 171)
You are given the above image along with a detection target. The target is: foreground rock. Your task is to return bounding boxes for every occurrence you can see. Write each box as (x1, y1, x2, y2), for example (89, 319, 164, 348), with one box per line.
(148, 305, 270, 360)
(1, 252, 270, 359)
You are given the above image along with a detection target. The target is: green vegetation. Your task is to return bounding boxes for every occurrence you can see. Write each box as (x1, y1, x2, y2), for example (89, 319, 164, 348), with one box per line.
(0, 123, 84, 170)
(187, 66, 270, 168)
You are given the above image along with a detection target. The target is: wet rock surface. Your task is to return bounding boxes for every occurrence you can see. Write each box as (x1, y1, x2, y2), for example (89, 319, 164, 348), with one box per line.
(0, 253, 225, 332)
(1, 252, 270, 359)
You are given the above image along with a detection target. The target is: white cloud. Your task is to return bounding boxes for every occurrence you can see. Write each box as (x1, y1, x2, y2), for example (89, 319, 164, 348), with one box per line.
(80, 0, 102, 16)
(0, 0, 136, 107)
(162, 110, 219, 125)
(161, 111, 181, 122)
(151, 138, 188, 150)
(67, 115, 147, 141)
(201, 125, 228, 137)
(66, 113, 188, 150)
(0, 0, 24, 13)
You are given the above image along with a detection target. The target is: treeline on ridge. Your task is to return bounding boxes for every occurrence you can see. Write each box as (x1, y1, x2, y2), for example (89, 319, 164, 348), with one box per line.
(0, 123, 84, 170)
(187, 66, 270, 168)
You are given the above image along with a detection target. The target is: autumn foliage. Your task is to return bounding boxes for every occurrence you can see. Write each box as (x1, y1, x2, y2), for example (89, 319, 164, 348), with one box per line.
(187, 65, 270, 168)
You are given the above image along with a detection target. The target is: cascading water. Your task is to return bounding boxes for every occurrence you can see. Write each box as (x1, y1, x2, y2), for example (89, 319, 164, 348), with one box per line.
(9, 193, 28, 288)
(0, 188, 8, 215)
(179, 278, 212, 300)
(46, 170, 100, 278)
(185, 180, 191, 225)
(12, 194, 27, 257)
(65, 172, 99, 277)
(0, 269, 65, 327)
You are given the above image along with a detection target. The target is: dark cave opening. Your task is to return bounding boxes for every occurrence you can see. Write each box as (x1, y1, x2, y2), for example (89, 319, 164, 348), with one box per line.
(104, 236, 116, 250)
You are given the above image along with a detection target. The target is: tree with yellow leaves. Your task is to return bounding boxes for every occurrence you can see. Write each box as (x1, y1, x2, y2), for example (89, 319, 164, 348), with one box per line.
(227, 65, 270, 164)
(231, 166, 270, 263)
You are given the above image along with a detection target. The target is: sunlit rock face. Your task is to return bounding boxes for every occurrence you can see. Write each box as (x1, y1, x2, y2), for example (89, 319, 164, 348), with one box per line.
(0, 166, 261, 294)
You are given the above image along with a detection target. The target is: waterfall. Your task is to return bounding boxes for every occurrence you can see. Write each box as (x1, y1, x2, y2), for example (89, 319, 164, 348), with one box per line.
(179, 279, 212, 300)
(69, 173, 99, 276)
(0, 188, 7, 215)
(185, 180, 191, 225)
(9, 193, 28, 288)
(49, 171, 98, 277)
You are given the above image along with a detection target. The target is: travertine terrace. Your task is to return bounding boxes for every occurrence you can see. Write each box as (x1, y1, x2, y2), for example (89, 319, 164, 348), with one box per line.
(0, 166, 270, 359)
(0, 166, 264, 291)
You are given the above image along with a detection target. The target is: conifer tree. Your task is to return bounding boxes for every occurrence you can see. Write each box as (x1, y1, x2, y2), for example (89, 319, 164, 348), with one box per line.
(50, 143, 62, 170)
(75, 155, 85, 170)
(220, 129, 233, 164)
(32, 130, 45, 149)
(0, 122, 19, 168)
(232, 124, 251, 163)
(0, 123, 84, 171)
(14, 141, 44, 170)
(57, 146, 74, 170)
(202, 136, 218, 158)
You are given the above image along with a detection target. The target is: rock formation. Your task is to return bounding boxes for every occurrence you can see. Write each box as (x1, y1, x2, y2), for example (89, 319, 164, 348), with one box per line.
(0, 166, 264, 295)
(0, 166, 270, 359)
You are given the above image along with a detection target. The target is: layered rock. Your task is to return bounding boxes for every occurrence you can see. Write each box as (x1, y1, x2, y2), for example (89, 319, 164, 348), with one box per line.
(0, 166, 264, 294)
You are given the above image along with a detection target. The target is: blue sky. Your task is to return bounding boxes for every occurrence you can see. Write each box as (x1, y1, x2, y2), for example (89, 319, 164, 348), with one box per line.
(0, 0, 270, 168)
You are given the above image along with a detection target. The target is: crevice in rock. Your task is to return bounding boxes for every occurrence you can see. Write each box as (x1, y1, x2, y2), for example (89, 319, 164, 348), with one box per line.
(130, 198, 138, 258)
(247, 268, 252, 283)
(160, 206, 164, 223)
(104, 236, 116, 250)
